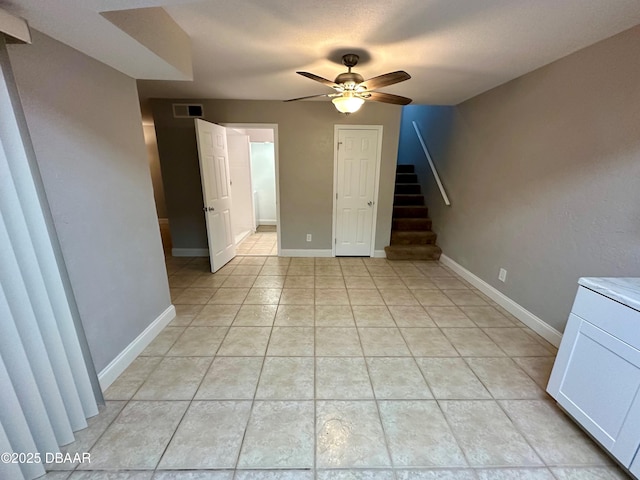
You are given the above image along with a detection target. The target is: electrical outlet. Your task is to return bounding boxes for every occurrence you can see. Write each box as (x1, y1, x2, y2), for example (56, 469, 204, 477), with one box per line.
(498, 268, 507, 282)
(306, 234, 312, 242)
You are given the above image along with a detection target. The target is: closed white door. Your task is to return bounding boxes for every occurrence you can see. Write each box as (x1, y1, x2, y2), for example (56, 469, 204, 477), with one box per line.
(195, 119, 236, 272)
(334, 127, 382, 256)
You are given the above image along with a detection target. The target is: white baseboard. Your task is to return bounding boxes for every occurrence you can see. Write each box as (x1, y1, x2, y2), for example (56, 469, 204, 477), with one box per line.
(235, 230, 252, 245)
(98, 305, 176, 390)
(257, 220, 277, 226)
(172, 248, 209, 257)
(278, 249, 385, 258)
(280, 249, 332, 257)
(439, 254, 562, 347)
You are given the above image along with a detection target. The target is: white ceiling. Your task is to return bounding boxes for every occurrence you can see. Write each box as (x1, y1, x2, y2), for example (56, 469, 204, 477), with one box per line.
(5, 0, 640, 105)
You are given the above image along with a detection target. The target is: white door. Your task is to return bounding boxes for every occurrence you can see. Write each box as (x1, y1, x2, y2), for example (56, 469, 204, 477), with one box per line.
(334, 127, 382, 256)
(195, 119, 236, 272)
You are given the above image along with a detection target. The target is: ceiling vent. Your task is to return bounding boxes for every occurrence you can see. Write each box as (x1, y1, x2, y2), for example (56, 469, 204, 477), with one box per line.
(172, 104, 204, 118)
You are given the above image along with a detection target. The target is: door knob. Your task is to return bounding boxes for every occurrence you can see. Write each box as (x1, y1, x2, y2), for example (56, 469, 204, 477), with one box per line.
(203, 207, 215, 212)
(367, 201, 373, 206)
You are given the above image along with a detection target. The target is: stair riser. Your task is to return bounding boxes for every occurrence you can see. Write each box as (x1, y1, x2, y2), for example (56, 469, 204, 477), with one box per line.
(394, 194, 424, 206)
(384, 246, 442, 261)
(395, 184, 421, 194)
(393, 206, 429, 218)
(396, 173, 418, 184)
(396, 164, 415, 174)
(386, 251, 441, 261)
(390, 238, 436, 246)
(391, 236, 436, 246)
(392, 219, 432, 231)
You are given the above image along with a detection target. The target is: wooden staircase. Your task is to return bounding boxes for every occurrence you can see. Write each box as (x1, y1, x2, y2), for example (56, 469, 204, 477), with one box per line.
(384, 164, 442, 261)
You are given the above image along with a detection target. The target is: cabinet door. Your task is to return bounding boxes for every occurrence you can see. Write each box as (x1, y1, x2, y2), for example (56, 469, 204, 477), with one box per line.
(548, 313, 640, 466)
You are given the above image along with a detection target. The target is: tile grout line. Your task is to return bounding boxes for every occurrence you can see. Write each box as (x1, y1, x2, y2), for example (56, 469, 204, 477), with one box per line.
(313, 288, 317, 479)
(230, 303, 275, 473)
(84, 256, 596, 477)
(151, 300, 230, 474)
(354, 313, 397, 474)
(82, 322, 189, 473)
(494, 398, 554, 470)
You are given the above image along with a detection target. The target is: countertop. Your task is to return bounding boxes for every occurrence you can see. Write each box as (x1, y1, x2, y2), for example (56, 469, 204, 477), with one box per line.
(579, 277, 640, 312)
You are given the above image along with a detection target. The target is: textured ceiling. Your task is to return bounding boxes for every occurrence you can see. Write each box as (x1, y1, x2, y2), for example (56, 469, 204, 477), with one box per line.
(5, 0, 640, 105)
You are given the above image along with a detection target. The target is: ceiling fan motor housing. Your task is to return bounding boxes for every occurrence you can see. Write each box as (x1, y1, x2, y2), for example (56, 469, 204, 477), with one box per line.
(334, 71, 364, 87)
(336, 53, 364, 88)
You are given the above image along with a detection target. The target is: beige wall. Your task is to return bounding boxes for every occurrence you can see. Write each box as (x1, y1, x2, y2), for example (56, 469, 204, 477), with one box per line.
(151, 99, 402, 252)
(9, 31, 171, 372)
(422, 25, 640, 332)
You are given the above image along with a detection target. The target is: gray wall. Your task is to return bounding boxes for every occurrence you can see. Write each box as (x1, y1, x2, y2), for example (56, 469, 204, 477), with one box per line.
(421, 25, 640, 333)
(151, 99, 402, 251)
(8, 31, 171, 372)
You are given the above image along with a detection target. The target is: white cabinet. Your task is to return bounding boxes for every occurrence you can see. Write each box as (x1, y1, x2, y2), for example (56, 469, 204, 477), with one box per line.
(547, 278, 640, 475)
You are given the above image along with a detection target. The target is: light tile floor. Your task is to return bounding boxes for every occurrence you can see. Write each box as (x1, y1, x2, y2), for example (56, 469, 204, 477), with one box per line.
(237, 229, 278, 256)
(47, 256, 631, 479)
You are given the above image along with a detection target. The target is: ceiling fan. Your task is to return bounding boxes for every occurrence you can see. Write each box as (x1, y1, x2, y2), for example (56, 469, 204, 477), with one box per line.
(285, 53, 412, 114)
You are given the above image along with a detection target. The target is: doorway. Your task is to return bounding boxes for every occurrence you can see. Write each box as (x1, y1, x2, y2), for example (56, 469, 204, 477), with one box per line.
(224, 123, 280, 256)
(332, 125, 383, 257)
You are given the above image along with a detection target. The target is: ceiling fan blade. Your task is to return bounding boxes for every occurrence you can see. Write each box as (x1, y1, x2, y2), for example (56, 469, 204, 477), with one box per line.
(284, 93, 332, 102)
(296, 71, 337, 88)
(360, 71, 411, 90)
(362, 91, 412, 105)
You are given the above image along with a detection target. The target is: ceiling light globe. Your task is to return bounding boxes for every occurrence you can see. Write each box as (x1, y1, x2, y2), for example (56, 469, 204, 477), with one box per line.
(332, 95, 365, 114)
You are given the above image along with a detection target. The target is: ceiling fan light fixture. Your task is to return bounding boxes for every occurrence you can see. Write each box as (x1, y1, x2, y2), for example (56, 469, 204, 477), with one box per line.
(288, 53, 412, 108)
(332, 93, 364, 114)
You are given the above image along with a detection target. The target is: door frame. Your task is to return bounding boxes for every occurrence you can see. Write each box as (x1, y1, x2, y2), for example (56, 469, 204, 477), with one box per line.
(332, 125, 383, 257)
(225, 130, 256, 244)
(222, 123, 281, 255)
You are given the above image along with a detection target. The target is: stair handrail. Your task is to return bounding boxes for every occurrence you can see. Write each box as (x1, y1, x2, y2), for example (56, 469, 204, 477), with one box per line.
(412, 121, 450, 206)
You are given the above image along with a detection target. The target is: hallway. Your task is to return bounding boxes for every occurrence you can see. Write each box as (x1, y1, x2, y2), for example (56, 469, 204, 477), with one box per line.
(236, 226, 278, 256)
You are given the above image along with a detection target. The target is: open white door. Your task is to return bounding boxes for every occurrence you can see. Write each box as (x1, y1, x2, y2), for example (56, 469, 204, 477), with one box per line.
(334, 126, 382, 256)
(195, 119, 236, 272)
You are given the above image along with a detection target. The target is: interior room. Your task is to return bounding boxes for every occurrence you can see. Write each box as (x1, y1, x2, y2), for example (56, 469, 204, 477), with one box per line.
(1, 2, 639, 480)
